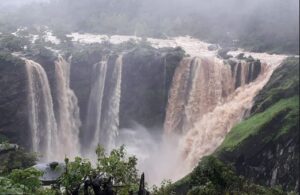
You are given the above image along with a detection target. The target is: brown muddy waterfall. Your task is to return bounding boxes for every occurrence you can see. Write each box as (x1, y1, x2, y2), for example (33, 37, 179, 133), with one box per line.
(164, 54, 284, 177)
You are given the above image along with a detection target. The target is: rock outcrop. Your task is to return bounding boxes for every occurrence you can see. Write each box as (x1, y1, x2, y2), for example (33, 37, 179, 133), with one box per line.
(0, 53, 29, 147)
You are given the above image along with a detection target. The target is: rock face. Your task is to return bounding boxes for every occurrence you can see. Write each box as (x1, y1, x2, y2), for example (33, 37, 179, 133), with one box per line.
(0, 53, 29, 148)
(119, 47, 184, 129)
(217, 57, 299, 192)
(69, 46, 184, 134)
(70, 47, 104, 125)
(0, 44, 184, 152)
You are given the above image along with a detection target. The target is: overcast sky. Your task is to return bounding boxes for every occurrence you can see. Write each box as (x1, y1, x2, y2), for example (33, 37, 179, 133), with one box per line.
(0, 0, 49, 7)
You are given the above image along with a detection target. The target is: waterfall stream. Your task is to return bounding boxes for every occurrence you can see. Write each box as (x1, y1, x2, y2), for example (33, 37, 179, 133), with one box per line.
(84, 55, 123, 153)
(84, 58, 108, 152)
(54, 56, 81, 159)
(22, 37, 286, 184)
(101, 55, 123, 150)
(25, 56, 82, 161)
(164, 54, 286, 178)
(25, 59, 58, 161)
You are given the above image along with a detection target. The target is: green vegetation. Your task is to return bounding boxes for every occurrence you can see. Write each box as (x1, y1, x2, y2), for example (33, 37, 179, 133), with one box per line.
(0, 169, 41, 195)
(0, 134, 8, 143)
(0, 51, 25, 67)
(7, 167, 43, 193)
(0, 146, 37, 175)
(157, 156, 286, 195)
(0, 145, 140, 195)
(213, 57, 299, 192)
(0, 34, 29, 52)
(60, 157, 92, 194)
(96, 145, 139, 193)
(217, 96, 299, 152)
(152, 180, 174, 195)
(252, 57, 299, 114)
(60, 145, 139, 194)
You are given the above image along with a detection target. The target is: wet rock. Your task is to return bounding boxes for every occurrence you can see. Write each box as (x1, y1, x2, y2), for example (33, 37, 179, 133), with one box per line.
(0, 53, 29, 147)
(217, 48, 233, 59)
(208, 44, 219, 51)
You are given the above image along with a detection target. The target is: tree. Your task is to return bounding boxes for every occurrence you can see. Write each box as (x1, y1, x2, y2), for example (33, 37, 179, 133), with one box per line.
(60, 157, 92, 195)
(152, 180, 175, 195)
(60, 145, 139, 195)
(96, 145, 139, 194)
(7, 167, 43, 193)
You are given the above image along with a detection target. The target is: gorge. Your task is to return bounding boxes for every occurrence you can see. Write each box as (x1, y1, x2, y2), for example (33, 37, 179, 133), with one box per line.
(0, 1, 298, 194)
(2, 35, 287, 186)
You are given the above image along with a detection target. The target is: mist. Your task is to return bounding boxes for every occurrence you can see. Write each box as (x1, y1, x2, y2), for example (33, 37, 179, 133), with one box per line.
(116, 123, 185, 185)
(0, 0, 49, 8)
(0, 0, 297, 54)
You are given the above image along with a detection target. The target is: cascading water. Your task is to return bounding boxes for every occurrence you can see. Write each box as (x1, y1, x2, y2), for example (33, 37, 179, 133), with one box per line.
(84, 58, 108, 152)
(24, 55, 82, 161)
(84, 55, 123, 153)
(21, 34, 287, 184)
(164, 53, 286, 178)
(54, 56, 81, 159)
(101, 55, 123, 150)
(164, 57, 236, 134)
(25, 59, 58, 161)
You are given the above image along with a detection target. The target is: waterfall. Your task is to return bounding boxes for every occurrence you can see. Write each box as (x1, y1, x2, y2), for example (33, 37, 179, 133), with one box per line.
(101, 55, 123, 150)
(164, 57, 235, 134)
(84, 58, 108, 151)
(84, 55, 123, 152)
(25, 59, 58, 161)
(54, 56, 81, 159)
(25, 56, 82, 161)
(164, 55, 282, 174)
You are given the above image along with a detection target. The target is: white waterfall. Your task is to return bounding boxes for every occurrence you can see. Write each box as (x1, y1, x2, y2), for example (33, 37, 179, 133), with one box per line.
(25, 55, 82, 161)
(25, 59, 58, 161)
(84, 58, 108, 151)
(101, 55, 123, 150)
(84, 55, 123, 152)
(54, 56, 81, 159)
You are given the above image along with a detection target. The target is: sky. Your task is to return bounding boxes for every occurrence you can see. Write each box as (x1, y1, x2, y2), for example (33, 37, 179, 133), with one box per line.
(0, 0, 49, 7)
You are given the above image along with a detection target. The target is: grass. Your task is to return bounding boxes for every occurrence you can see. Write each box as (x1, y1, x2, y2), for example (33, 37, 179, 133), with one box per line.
(217, 96, 299, 152)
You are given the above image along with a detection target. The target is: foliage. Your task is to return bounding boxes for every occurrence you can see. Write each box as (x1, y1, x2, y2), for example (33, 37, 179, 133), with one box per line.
(0, 168, 58, 195)
(96, 145, 139, 194)
(7, 167, 42, 193)
(60, 157, 92, 194)
(0, 134, 8, 144)
(171, 156, 286, 195)
(188, 156, 241, 193)
(59, 145, 139, 194)
(187, 183, 218, 195)
(251, 57, 299, 114)
(0, 34, 29, 52)
(0, 176, 24, 195)
(152, 180, 175, 195)
(0, 51, 25, 68)
(0, 147, 37, 175)
(0, 145, 140, 194)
